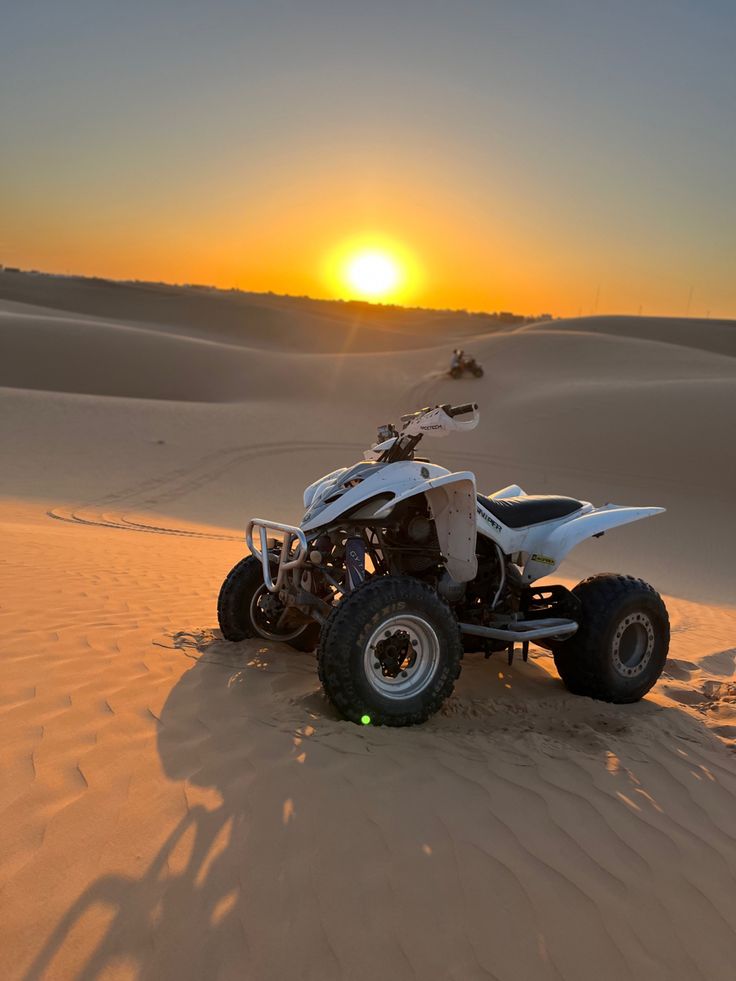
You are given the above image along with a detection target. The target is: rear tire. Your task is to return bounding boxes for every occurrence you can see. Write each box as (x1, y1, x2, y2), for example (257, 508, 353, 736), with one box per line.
(551, 574, 669, 703)
(318, 576, 463, 726)
(217, 556, 320, 652)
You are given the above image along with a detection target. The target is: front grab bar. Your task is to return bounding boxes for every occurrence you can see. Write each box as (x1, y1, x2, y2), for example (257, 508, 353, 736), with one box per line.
(246, 518, 309, 593)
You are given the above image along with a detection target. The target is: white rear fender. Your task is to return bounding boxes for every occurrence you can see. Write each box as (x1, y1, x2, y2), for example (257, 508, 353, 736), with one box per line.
(490, 484, 526, 499)
(522, 505, 665, 583)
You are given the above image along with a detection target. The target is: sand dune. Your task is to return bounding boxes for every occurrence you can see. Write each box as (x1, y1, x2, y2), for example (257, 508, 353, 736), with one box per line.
(520, 314, 736, 359)
(1, 277, 736, 979)
(0, 271, 499, 353)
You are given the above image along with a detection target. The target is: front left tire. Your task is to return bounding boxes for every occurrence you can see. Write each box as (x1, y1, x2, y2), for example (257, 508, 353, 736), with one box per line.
(318, 576, 463, 726)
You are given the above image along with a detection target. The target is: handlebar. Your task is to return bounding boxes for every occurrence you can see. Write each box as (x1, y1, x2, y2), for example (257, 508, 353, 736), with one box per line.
(445, 402, 478, 418)
(377, 401, 479, 462)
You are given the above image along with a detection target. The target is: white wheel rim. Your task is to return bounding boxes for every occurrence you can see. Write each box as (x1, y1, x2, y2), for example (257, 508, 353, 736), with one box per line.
(612, 611, 655, 678)
(249, 586, 309, 642)
(363, 614, 441, 699)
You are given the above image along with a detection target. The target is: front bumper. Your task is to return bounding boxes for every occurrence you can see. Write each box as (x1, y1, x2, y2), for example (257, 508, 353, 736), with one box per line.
(246, 518, 308, 593)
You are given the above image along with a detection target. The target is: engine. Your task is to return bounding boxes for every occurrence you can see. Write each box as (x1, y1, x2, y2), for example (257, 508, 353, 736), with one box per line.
(380, 501, 440, 575)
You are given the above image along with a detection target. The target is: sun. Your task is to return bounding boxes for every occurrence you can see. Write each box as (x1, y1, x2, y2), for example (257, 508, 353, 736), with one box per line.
(325, 237, 420, 304)
(345, 250, 401, 299)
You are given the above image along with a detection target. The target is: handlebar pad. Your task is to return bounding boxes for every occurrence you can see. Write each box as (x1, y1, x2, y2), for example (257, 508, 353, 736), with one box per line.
(446, 402, 478, 418)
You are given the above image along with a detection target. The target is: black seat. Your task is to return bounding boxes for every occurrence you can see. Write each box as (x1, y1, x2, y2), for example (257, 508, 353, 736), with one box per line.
(477, 493, 583, 529)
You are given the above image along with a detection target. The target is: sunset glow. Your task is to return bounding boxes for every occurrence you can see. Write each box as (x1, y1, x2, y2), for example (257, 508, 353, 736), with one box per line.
(324, 238, 421, 305)
(345, 251, 400, 299)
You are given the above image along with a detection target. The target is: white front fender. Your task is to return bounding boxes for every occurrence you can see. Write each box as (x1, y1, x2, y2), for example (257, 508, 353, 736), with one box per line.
(523, 505, 665, 582)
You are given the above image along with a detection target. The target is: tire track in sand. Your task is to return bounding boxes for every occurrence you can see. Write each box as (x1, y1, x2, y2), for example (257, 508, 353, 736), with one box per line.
(48, 439, 362, 541)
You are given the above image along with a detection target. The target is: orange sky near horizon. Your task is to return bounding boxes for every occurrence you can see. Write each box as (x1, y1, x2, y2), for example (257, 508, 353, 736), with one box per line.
(4, 138, 733, 319)
(5, 178, 731, 319)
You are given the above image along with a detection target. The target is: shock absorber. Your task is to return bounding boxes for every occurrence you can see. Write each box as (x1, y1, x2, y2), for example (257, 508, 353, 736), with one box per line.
(345, 536, 366, 591)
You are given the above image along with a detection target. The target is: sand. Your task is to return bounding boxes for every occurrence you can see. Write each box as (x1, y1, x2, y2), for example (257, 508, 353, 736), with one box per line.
(1, 274, 736, 979)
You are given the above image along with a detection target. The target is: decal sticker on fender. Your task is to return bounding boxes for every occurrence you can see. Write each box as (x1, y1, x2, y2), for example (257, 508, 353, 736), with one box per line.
(477, 506, 503, 533)
(531, 553, 555, 565)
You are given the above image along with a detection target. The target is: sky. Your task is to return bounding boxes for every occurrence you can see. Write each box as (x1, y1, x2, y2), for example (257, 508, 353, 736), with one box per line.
(1, 0, 735, 317)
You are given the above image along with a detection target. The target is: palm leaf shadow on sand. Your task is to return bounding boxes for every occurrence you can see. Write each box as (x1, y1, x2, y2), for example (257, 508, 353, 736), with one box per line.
(23, 633, 736, 981)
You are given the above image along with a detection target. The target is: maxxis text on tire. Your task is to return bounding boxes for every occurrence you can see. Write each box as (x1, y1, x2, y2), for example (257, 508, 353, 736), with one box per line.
(317, 575, 463, 726)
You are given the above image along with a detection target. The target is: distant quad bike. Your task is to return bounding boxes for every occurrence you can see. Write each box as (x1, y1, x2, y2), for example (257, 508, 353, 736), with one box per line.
(449, 349, 483, 378)
(218, 403, 669, 726)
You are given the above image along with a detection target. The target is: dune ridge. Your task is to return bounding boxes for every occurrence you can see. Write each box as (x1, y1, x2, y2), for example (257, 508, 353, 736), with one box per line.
(0, 271, 511, 352)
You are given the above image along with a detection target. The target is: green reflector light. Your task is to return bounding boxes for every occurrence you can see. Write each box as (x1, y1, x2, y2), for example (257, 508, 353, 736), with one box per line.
(361, 714, 371, 726)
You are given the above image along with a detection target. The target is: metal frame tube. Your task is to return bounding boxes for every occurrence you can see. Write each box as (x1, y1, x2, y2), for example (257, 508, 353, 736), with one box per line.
(458, 618, 578, 643)
(246, 518, 309, 593)
(491, 544, 506, 610)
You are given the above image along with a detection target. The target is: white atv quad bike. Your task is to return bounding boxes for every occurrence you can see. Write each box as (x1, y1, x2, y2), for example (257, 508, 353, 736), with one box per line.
(218, 403, 669, 726)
